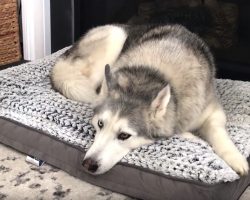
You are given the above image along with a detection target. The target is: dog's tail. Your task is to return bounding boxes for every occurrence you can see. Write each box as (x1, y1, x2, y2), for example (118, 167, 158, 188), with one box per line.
(51, 59, 100, 104)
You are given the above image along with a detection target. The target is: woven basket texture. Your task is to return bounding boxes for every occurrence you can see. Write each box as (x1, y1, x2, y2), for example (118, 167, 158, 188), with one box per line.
(0, 0, 21, 66)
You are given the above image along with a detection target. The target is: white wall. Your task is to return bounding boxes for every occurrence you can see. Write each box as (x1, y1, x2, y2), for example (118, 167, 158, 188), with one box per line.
(21, 0, 51, 60)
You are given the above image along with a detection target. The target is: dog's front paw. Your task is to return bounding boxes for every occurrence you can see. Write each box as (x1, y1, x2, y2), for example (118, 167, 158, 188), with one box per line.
(224, 152, 249, 176)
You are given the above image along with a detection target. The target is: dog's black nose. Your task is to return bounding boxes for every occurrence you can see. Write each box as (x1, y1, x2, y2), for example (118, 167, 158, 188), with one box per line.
(82, 158, 99, 173)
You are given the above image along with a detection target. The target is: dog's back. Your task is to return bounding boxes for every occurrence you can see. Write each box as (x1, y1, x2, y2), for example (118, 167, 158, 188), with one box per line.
(51, 24, 216, 132)
(114, 24, 216, 132)
(51, 24, 214, 104)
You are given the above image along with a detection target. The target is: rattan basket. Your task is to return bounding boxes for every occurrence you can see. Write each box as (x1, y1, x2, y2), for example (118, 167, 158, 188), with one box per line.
(0, 0, 21, 66)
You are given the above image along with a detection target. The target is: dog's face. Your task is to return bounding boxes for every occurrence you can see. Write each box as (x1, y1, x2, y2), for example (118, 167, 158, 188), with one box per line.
(82, 65, 171, 174)
(82, 103, 153, 174)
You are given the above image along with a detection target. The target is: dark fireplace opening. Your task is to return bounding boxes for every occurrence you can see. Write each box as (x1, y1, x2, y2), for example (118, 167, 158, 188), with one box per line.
(127, 0, 250, 81)
(50, 0, 250, 81)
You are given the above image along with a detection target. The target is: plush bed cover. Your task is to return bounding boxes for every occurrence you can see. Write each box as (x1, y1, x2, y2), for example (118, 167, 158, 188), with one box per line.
(0, 48, 250, 199)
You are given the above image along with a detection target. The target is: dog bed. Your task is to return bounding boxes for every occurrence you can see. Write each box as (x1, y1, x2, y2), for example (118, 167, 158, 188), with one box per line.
(0, 48, 250, 200)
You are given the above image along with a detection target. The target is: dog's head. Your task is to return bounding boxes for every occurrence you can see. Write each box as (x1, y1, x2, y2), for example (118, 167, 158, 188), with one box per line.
(82, 65, 173, 174)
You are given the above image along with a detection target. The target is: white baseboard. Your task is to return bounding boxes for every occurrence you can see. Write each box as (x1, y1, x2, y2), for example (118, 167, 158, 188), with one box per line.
(21, 0, 51, 60)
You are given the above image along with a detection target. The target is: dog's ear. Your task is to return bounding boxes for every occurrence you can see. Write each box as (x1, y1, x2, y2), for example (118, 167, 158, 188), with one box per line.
(150, 85, 171, 118)
(104, 64, 113, 91)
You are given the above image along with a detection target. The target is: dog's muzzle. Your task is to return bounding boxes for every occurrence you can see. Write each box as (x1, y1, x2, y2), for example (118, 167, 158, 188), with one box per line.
(82, 158, 99, 173)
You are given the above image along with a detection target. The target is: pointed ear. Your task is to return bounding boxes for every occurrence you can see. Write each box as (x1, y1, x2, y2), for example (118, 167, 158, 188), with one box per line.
(104, 64, 112, 91)
(151, 85, 171, 118)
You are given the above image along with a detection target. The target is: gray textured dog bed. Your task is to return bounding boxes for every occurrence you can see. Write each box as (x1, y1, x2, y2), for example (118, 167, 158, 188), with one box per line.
(0, 48, 250, 200)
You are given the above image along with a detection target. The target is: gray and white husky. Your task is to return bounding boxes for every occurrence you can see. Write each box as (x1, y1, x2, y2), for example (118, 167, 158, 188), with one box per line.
(51, 24, 248, 175)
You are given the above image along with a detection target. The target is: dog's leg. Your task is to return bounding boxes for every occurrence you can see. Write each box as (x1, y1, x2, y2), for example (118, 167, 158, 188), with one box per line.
(180, 132, 200, 141)
(51, 25, 127, 103)
(199, 103, 249, 175)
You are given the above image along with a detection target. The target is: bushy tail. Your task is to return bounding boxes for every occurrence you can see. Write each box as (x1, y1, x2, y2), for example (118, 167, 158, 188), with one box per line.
(51, 60, 99, 104)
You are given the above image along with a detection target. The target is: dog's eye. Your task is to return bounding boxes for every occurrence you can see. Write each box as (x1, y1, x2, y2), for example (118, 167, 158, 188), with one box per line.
(118, 132, 131, 140)
(98, 120, 104, 129)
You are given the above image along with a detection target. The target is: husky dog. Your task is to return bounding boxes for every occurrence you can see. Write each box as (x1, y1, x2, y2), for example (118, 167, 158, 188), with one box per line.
(51, 24, 248, 175)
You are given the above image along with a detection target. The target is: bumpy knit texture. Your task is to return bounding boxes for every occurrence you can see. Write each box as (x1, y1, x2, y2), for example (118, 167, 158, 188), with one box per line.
(0, 48, 249, 184)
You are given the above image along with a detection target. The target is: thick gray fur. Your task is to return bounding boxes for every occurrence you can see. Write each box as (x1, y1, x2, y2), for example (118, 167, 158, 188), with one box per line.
(51, 24, 249, 176)
(97, 24, 215, 136)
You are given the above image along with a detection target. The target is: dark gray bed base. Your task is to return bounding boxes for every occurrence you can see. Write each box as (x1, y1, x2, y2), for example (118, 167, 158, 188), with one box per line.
(0, 117, 249, 200)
